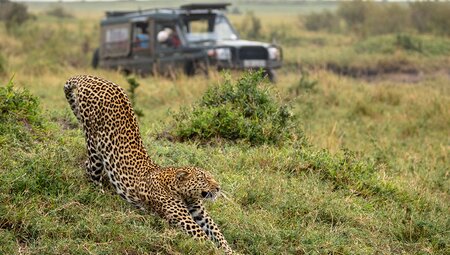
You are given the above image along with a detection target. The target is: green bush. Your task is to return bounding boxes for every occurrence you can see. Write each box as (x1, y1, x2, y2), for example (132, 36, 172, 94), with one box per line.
(0, 76, 43, 146)
(396, 34, 422, 53)
(0, 76, 41, 126)
(168, 71, 295, 145)
(126, 76, 144, 118)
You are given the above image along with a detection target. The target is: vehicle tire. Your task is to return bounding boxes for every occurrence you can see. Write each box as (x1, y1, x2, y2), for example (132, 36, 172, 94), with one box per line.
(184, 61, 195, 76)
(265, 69, 277, 83)
(122, 69, 131, 76)
(91, 48, 99, 69)
(185, 59, 209, 77)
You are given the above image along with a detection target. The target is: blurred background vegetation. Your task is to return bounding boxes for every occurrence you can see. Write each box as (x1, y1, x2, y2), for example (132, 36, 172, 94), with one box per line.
(0, 0, 449, 254)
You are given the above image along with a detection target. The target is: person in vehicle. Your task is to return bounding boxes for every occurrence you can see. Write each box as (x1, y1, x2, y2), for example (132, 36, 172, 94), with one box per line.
(157, 27, 181, 48)
(134, 27, 149, 49)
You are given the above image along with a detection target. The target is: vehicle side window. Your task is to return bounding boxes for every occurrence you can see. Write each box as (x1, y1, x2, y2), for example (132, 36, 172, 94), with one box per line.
(132, 22, 150, 52)
(101, 24, 131, 58)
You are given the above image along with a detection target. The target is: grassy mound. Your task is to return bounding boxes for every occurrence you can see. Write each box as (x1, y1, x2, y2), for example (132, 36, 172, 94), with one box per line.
(169, 71, 295, 145)
(0, 4, 449, 254)
(0, 73, 448, 254)
(0, 77, 220, 254)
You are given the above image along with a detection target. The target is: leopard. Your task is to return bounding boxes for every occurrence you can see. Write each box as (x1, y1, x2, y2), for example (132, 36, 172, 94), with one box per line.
(64, 75, 232, 254)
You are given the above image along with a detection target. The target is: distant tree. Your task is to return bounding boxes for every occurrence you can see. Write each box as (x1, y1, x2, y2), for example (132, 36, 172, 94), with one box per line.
(0, 0, 32, 32)
(304, 11, 339, 32)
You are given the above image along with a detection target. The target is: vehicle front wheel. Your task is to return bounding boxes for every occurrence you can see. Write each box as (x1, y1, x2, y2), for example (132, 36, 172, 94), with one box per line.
(265, 69, 277, 83)
(184, 59, 209, 77)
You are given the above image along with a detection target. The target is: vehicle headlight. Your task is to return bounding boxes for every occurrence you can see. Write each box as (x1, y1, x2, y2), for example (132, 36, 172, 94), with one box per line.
(215, 48, 231, 60)
(268, 47, 280, 60)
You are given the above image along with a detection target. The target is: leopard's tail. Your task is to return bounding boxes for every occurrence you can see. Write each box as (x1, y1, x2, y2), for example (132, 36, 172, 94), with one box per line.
(64, 76, 82, 123)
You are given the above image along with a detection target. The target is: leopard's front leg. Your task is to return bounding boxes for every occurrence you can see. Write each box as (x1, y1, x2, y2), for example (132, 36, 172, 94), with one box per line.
(188, 201, 233, 255)
(161, 199, 209, 241)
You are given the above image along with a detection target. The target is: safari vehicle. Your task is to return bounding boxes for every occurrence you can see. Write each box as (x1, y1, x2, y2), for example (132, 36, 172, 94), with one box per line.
(92, 3, 282, 80)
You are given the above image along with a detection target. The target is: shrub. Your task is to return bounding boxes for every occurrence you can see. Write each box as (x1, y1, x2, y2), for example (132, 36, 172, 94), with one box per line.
(337, 1, 411, 36)
(304, 11, 339, 32)
(168, 71, 295, 145)
(0, 76, 41, 126)
(126, 76, 144, 118)
(0, 0, 32, 32)
(395, 34, 422, 53)
(337, 0, 369, 33)
(362, 4, 410, 36)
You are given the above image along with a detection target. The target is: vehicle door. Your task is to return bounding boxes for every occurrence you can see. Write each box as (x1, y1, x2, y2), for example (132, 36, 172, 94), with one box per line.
(129, 18, 155, 74)
(154, 20, 185, 77)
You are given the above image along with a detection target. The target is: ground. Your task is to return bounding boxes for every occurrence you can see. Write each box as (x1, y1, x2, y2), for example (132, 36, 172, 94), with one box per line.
(0, 1, 449, 254)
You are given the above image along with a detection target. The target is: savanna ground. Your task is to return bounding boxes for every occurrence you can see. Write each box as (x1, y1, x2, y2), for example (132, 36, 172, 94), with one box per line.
(0, 1, 449, 254)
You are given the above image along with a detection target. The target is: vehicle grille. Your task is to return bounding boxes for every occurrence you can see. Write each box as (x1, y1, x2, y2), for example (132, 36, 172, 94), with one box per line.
(238, 47, 268, 60)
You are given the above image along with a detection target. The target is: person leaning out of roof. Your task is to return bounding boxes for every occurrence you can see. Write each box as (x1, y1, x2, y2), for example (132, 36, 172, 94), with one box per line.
(157, 27, 181, 48)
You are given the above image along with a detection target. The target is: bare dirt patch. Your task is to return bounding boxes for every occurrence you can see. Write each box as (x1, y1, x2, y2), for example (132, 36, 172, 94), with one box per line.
(324, 63, 450, 83)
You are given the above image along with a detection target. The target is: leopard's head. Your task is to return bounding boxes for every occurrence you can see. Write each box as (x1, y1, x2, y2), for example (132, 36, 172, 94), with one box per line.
(174, 167, 221, 201)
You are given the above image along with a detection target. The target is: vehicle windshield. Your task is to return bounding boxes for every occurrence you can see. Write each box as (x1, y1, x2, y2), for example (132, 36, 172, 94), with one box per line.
(183, 14, 237, 43)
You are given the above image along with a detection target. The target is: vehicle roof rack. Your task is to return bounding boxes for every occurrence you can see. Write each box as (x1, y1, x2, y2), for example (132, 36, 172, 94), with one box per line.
(104, 3, 230, 19)
(105, 11, 136, 18)
(105, 8, 178, 18)
(180, 3, 231, 11)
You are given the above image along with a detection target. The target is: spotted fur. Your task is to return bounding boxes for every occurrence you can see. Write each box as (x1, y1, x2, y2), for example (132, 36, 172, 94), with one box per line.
(64, 75, 232, 254)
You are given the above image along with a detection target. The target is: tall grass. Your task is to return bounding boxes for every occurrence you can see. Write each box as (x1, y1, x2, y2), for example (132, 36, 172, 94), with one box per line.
(1, 70, 448, 254)
(1, 15, 97, 75)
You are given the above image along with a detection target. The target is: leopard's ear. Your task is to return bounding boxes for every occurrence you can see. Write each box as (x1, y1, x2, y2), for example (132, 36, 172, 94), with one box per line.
(176, 169, 191, 182)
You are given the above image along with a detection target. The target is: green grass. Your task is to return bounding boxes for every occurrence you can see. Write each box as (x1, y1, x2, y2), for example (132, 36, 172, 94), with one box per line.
(1, 69, 449, 254)
(1, 6, 449, 255)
